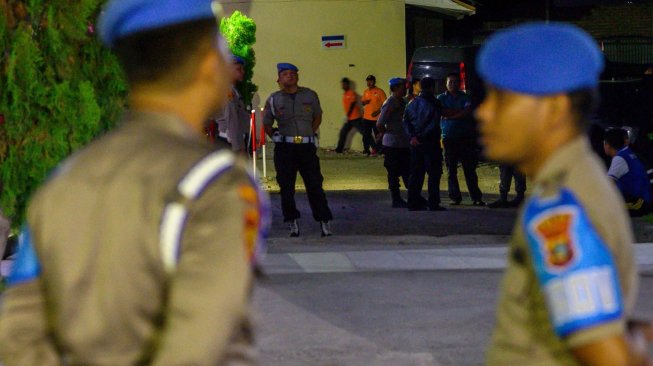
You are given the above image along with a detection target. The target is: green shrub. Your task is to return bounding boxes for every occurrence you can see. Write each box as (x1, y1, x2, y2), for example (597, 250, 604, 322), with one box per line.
(0, 1, 128, 228)
(220, 11, 258, 107)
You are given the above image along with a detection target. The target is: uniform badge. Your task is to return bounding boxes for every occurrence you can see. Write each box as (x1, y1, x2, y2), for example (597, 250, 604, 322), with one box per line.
(531, 208, 577, 271)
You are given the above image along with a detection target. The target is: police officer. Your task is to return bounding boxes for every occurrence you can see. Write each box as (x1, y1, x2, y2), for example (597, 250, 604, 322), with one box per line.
(0, 1, 269, 365)
(476, 22, 651, 365)
(377, 77, 410, 207)
(216, 55, 250, 153)
(263, 63, 333, 237)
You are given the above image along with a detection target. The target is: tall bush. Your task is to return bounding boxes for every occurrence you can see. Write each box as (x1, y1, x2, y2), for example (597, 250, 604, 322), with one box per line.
(220, 11, 257, 106)
(0, 0, 127, 228)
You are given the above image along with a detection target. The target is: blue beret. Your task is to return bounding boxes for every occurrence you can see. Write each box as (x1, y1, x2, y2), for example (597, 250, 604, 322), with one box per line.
(477, 22, 604, 96)
(98, 0, 220, 47)
(233, 56, 246, 65)
(277, 63, 298, 73)
(389, 77, 405, 87)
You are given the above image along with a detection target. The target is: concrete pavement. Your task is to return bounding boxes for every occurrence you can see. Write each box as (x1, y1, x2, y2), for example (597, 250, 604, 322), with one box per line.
(262, 242, 653, 275)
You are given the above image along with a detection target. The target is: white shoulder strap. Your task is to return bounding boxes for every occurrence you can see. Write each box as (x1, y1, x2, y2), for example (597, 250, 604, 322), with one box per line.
(159, 151, 236, 274)
(269, 95, 276, 118)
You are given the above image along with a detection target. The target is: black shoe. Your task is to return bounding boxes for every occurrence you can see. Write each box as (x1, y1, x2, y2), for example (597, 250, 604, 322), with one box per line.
(487, 199, 509, 209)
(450, 199, 462, 206)
(288, 220, 300, 237)
(508, 197, 524, 208)
(392, 198, 408, 208)
(472, 200, 486, 207)
(429, 205, 447, 211)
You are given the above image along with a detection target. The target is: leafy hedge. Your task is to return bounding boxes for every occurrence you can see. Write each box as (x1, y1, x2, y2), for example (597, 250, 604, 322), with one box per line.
(221, 10, 258, 107)
(0, 3, 257, 230)
(0, 0, 127, 228)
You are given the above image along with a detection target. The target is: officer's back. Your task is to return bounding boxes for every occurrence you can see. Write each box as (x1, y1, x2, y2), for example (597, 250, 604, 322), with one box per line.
(0, 1, 264, 365)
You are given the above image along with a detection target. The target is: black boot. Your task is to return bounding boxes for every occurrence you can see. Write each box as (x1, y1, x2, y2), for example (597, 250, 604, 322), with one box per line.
(488, 192, 509, 209)
(508, 194, 525, 208)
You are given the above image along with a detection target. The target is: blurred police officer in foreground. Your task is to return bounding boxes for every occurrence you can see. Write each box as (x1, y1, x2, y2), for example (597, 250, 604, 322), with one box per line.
(477, 22, 651, 365)
(0, 1, 269, 365)
(263, 63, 333, 237)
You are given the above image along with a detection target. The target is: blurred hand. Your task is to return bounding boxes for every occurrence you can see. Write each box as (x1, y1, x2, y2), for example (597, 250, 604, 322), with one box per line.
(410, 137, 420, 146)
(628, 319, 653, 366)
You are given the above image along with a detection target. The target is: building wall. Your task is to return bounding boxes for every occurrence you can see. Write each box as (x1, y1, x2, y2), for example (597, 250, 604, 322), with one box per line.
(479, 3, 653, 40)
(574, 3, 653, 38)
(248, 0, 406, 149)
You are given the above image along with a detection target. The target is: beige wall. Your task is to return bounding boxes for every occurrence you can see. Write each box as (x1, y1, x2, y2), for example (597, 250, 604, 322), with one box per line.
(248, 0, 406, 149)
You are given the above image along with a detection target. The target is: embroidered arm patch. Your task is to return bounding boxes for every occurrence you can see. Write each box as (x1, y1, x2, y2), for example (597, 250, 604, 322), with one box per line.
(7, 224, 42, 286)
(523, 188, 623, 337)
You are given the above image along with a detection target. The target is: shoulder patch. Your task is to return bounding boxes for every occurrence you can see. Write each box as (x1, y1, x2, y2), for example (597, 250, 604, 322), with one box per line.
(523, 188, 624, 337)
(7, 225, 42, 286)
(240, 174, 271, 267)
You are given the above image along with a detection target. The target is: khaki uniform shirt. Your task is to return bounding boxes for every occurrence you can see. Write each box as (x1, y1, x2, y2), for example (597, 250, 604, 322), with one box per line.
(486, 137, 638, 365)
(262, 87, 321, 137)
(217, 86, 250, 151)
(0, 111, 263, 366)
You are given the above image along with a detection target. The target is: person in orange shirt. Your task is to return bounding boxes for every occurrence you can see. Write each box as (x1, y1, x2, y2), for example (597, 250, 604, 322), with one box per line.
(361, 75, 386, 156)
(335, 77, 375, 155)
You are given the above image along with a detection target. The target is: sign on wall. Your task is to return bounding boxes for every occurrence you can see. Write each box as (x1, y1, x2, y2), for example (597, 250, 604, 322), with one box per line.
(322, 35, 346, 49)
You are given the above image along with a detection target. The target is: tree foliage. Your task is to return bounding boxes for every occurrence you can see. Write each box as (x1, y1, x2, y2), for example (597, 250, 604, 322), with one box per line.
(0, 0, 127, 228)
(220, 11, 257, 106)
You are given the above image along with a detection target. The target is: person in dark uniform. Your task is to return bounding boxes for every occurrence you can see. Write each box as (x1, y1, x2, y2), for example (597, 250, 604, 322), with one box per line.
(0, 1, 269, 365)
(263, 63, 333, 237)
(403, 77, 445, 211)
(377, 77, 410, 207)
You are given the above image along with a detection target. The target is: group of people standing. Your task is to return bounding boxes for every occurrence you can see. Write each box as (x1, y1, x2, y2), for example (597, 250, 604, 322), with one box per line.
(355, 72, 486, 211)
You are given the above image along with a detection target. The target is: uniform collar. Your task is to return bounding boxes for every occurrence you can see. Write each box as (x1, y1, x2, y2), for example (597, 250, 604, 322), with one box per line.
(122, 110, 202, 142)
(533, 136, 590, 187)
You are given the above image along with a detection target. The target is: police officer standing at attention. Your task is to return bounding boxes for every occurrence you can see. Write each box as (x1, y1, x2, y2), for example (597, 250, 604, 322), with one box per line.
(216, 55, 249, 153)
(477, 22, 652, 365)
(0, 1, 269, 365)
(263, 63, 333, 237)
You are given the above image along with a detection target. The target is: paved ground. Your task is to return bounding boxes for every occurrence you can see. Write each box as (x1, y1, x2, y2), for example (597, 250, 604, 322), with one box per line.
(251, 190, 653, 366)
(2, 189, 652, 365)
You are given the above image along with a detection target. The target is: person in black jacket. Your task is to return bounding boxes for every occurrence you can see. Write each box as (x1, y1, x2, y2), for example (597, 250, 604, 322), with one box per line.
(403, 77, 445, 211)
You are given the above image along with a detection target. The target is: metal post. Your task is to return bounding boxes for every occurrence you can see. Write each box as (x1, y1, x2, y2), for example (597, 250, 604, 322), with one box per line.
(250, 110, 256, 177)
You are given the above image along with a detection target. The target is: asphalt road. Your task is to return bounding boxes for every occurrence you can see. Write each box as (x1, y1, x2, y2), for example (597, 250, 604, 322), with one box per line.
(253, 190, 653, 366)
